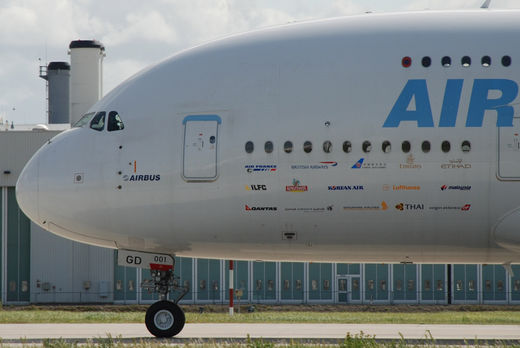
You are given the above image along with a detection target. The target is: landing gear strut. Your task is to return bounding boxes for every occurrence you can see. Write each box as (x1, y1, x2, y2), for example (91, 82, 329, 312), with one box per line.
(142, 267, 190, 337)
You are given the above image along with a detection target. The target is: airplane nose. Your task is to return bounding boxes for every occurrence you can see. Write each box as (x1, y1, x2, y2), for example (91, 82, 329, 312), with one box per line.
(16, 154, 39, 223)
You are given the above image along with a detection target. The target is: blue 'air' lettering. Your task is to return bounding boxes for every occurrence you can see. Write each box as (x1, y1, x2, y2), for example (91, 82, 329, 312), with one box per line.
(383, 79, 518, 127)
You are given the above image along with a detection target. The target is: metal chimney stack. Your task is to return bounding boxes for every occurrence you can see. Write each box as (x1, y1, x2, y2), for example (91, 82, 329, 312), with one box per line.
(39, 61, 70, 124)
(69, 40, 105, 125)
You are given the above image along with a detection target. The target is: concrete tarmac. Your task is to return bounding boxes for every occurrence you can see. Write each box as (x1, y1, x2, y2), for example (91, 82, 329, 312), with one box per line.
(1, 323, 520, 343)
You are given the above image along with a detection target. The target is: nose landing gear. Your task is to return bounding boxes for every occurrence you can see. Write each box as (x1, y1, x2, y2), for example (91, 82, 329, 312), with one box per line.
(142, 268, 189, 337)
(145, 300, 185, 337)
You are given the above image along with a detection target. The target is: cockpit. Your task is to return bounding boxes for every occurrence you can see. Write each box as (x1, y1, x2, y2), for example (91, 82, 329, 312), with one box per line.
(74, 111, 125, 132)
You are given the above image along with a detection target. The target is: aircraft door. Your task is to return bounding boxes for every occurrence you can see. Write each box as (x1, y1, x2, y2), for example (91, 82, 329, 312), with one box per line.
(182, 115, 221, 181)
(498, 116, 520, 180)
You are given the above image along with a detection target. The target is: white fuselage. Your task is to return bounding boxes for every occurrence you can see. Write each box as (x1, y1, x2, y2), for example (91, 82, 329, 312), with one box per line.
(16, 10, 520, 264)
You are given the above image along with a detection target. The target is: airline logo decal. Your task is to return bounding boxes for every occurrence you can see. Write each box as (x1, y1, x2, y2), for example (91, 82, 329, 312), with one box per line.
(383, 184, 420, 191)
(441, 185, 471, 191)
(441, 159, 471, 169)
(245, 185, 267, 191)
(285, 205, 334, 213)
(383, 79, 518, 128)
(123, 174, 161, 182)
(429, 204, 471, 211)
(328, 185, 364, 191)
(245, 205, 277, 211)
(286, 179, 308, 192)
(400, 154, 421, 169)
(344, 201, 388, 211)
(291, 161, 337, 170)
(245, 165, 277, 173)
(395, 203, 424, 211)
(352, 158, 386, 169)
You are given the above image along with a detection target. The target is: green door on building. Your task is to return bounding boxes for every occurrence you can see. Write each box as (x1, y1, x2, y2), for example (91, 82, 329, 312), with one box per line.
(113, 252, 138, 303)
(453, 264, 478, 302)
(308, 263, 333, 301)
(392, 264, 417, 302)
(364, 264, 389, 302)
(7, 187, 30, 302)
(337, 264, 361, 302)
(421, 264, 446, 302)
(252, 261, 277, 301)
(197, 259, 221, 302)
(280, 262, 304, 301)
(482, 265, 507, 302)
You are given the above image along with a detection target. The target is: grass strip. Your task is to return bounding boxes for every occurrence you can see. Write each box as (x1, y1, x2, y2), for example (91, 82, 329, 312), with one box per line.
(1, 311, 520, 324)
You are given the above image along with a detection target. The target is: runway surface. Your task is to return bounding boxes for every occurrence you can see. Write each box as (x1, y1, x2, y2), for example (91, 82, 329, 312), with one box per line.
(1, 323, 520, 343)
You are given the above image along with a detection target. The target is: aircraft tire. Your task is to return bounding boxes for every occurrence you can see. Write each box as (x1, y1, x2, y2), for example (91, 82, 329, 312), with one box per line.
(145, 300, 185, 337)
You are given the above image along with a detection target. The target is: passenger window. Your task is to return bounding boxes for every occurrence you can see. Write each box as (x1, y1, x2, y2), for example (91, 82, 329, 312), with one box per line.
(481, 56, 491, 67)
(107, 111, 125, 131)
(90, 111, 106, 131)
(343, 141, 352, 153)
(401, 141, 411, 153)
(441, 141, 451, 153)
(303, 141, 313, 153)
(382, 141, 391, 153)
(461, 140, 471, 153)
(442, 56, 451, 67)
(74, 112, 95, 128)
(245, 141, 254, 153)
(502, 55, 512, 67)
(422, 141, 431, 153)
(284, 141, 293, 153)
(362, 141, 372, 153)
(461, 56, 471, 67)
(323, 140, 332, 153)
(264, 141, 273, 154)
(422, 56, 431, 67)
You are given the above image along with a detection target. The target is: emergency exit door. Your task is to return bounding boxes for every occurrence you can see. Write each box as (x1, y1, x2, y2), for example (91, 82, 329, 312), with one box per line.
(498, 116, 520, 180)
(182, 115, 221, 181)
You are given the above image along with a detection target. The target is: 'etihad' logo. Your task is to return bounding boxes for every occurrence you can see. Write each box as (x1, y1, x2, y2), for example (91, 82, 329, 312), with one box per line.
(286, 179, 308, 192)
(245, 205, 277, 211)
(123, 174, 161, 182)
(441, 159, 471, 169)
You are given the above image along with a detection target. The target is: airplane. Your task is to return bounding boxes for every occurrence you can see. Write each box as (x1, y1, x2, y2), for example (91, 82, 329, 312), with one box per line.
(15, 9, 520, 337)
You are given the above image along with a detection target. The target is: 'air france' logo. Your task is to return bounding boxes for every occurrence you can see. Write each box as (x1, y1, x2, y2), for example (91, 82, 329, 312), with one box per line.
(383, 79, 519, 128)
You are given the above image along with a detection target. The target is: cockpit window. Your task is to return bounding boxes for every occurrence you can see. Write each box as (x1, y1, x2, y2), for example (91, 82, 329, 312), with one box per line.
(74, 112, 95, 128)
(107, 111, 125, 131)
(90, 111, 106, 131)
